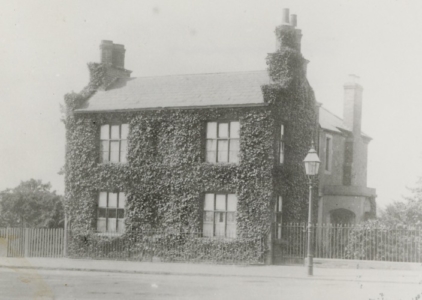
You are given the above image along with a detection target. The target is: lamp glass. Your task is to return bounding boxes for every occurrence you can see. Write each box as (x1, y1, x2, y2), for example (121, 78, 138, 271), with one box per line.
(303, 147, 320, 176)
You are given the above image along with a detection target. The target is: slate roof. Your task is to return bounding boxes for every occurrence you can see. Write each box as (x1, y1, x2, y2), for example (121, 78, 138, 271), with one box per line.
(76, 71, 271, 112)
(319, 106, 371, 139)
(75, 70, 370, 138)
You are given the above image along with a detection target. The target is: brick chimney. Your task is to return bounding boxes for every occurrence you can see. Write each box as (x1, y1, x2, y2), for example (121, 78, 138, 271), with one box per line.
(275, 8, 303, 52)
(343, 74, 363, 136)
(268, 8, 307, 85)
(343, 74, 367, 186)
(100, 40, 126, 69)
(98, 40, 131, 89)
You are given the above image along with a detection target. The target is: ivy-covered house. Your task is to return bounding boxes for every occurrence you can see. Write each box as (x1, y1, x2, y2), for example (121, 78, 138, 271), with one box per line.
(64, 9, 375, 263)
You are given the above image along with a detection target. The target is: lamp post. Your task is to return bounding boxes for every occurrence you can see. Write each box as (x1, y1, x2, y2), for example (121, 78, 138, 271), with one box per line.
(303, 142, 320, 276)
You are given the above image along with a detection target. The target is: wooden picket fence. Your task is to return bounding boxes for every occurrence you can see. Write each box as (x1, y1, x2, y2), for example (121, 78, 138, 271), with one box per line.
(0, 228, 65, 258)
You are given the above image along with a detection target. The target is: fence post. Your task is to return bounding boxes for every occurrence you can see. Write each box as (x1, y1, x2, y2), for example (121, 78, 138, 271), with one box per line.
(24, 228, 29, 257)
(5, 228, 9, 257)
(63, 215, 68, 257)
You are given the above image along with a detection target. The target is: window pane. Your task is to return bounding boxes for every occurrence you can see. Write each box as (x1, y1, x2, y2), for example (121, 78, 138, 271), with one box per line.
(203, 211, 214, 222)
(218, 123, 228, 138)
(100, 125, 109, 139)
(108, 193, 117, 208)
(120, 152, 127, 163)
(279, 141, 284, 164)
(227, 212, 236, 222)
(206, 122, 217, 138)
(215, 227, 225, 237)
(215, 213, 225, 237)
(229, 139, 239, 163)
(216, 212, 225, 223)
(110, 141, 120, 162)
(101, 141, 109, 162)
(118, 193, 126, 208)
(206, 140, 217, 163)
(98, 192, 107, 207)
(111, 125, 120, 139)
(204, 194, 214, 210)
(117, 208, 125, 219)
(121, 124, 129, 139)
(108, 209, 117, 218)
(203, 223, 213, 237)
(101, 140, 109, 152)
(120, 140, 127, 163)
(98, 208, 107, 218)
(101, 150, 109, 163)
(117, 219, 125, 233)
(227, 194, 237, 211)
(230, 122, 239, 138)
(278, 196, 283, 212)
(120, 140, 127, 153)
(215, 194, 226, 210)
(217, 140, 228, 162)
(227, 223, 236, 238)
(107, 218, 117, 233)
(97, 219, 106, 233)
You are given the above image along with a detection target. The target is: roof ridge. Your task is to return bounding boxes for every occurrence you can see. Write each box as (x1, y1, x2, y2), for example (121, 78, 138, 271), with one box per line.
(130, 70, 267, 79)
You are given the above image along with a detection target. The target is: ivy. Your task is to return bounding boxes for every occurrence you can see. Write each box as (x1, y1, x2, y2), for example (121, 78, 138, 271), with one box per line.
(64, 25, 317, 263)
(275, 25, 298, 49)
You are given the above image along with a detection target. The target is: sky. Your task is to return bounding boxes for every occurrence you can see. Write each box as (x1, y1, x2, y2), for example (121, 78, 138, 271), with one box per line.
(0, 0, 421, 209)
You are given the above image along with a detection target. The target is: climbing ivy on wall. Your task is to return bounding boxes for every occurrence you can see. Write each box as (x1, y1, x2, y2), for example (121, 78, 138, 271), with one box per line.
(63, 26, 317, 262)
(265, 23, 319, 223)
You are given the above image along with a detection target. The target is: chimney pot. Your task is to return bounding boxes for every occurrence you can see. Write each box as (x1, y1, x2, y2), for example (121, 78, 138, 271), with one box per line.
(347, 74, 360, 85)
(282, 8, 290, 25)
(290, 14, 297, 27)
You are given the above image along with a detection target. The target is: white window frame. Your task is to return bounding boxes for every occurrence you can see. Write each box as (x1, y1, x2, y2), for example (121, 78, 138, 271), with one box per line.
(279, 124, 285, 165)
(206, 121, 240, 164)
(325, 134, 333, 174)
(100, 123, 129, 163)
(203, 193, 237, 238)
(97, 192, 126, 234)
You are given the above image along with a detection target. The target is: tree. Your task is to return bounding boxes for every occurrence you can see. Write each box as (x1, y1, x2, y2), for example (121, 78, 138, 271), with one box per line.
(0, 179, 64, 228)
(380, 177, 422, 227)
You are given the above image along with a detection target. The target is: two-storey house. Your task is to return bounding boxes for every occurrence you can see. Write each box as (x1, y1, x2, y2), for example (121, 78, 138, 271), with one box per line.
(64, 9, 375, 263)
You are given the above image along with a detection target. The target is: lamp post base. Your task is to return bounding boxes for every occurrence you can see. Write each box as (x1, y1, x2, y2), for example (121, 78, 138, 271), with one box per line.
(307, 256, 313, 276)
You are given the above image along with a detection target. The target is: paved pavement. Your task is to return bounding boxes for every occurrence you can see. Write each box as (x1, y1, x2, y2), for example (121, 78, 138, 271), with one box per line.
(0, 257, 422, 284)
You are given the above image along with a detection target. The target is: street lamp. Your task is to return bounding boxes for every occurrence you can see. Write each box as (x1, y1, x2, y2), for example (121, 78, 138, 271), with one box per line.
(303, 142, 320, 276)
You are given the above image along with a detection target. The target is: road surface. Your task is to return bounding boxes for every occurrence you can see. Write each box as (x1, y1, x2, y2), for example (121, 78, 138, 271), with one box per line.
(0, 267, 421, 300)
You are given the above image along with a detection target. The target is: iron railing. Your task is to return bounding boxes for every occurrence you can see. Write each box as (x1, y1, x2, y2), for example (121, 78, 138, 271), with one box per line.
(277, 223, 422, 263)
(3, 224, 421, 264)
